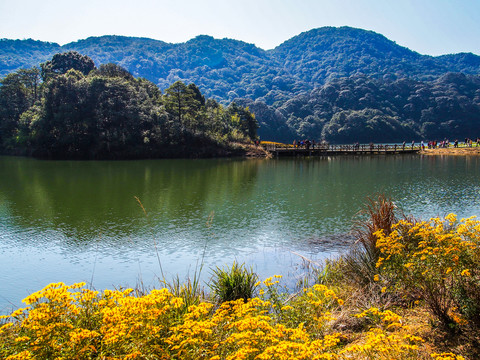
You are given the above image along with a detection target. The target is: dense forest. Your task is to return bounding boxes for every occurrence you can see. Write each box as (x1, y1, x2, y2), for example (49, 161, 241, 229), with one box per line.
(2, 27, 480, 105)
(1, 26, 480, 145)
(0, 52, 258, 159)
(239, 73, 480, 142)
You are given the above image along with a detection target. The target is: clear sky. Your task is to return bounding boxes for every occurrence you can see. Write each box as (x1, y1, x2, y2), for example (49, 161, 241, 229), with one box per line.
(1, 0, 479, 56)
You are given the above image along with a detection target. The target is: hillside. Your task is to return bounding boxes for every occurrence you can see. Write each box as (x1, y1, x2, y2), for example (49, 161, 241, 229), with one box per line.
(0, 39, 61, 74)
(1, 27, 480, 143)
(238, 72, 480, 142)
(2, 27, 480, 105)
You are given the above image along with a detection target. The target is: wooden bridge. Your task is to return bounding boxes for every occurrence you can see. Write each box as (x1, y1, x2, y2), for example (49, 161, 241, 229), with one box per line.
(262, 144, 420, 157)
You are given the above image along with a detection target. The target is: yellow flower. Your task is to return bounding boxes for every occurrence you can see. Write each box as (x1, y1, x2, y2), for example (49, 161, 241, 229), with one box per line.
(6, 351, 33, 359)
(445, 213, 457, 224)
(460, 269, 471, 277)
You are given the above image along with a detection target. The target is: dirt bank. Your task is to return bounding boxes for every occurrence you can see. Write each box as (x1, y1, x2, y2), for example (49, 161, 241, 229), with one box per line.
(420, 147, 480, 155)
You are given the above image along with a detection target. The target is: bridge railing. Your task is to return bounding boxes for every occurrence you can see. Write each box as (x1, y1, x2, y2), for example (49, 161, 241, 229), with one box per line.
(262, 143, 419, 152)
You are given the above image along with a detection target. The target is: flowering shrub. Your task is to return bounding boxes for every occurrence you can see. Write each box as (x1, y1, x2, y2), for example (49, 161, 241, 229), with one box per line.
(0, 269, 470, 358)
(375, 214, 480, 330)
(0, 281, 343, 359)
(341, 307, 426, 359)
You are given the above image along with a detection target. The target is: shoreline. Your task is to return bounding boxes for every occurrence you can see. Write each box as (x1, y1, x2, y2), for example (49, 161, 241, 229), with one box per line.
(420, 146, 480, 155)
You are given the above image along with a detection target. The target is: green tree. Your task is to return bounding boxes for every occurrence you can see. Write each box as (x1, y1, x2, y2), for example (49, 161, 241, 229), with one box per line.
(96, 63, 134, 80)
(0, 70, 38, 150)
(32, 69, 93, 157)
(187, 83, 206, 107)
(164, 81, 201, 137)
(17, 67, 41, 106)
(227, 102, 258, 140)
(41, 51, 95, 81)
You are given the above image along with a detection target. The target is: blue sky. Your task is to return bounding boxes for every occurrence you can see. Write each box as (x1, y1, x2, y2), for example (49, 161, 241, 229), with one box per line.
(1, 0, 479, 56)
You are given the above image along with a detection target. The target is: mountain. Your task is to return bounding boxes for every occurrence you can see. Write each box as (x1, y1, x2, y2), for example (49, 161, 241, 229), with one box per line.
(2, 27, 479, 105)
(0, 39, 61, 74)
(1, 27, 480, 143)
(238, 72, 480, 142)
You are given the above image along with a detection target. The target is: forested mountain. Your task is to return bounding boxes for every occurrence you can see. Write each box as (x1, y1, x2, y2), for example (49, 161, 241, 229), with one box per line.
(238, 73, 480, 142)
(2, 27, 480, 104)
(0, 39, 61, 74)
(272, 27, 459, 84)
(1, 27, 480, 144)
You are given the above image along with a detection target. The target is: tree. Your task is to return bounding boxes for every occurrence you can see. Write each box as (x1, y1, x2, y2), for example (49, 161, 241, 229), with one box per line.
(227, 103, 258, 140)
(41, 51, 95, 81)
(96, 63, 134, 80)
(164, 81, 201, 137)
(0, 70, 37, 149)
(17, 67, 41, 106)
(32, 69, 93, 157)
(187, 83, 206, 107)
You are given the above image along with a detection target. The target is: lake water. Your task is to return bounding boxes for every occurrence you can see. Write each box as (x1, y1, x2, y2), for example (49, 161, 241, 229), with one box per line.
(1, 154, 479, 312)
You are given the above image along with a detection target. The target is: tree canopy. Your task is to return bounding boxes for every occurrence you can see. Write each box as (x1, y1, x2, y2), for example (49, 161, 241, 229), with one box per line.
(0, 53, 258, 159)
(239, 73, 480, 143)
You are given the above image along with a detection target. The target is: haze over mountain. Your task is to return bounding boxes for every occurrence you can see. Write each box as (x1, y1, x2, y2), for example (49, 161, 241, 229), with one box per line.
(1, 26, 480, 143)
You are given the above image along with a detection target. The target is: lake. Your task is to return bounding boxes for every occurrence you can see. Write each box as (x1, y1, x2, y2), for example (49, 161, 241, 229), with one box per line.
(1, 154, 479, 312)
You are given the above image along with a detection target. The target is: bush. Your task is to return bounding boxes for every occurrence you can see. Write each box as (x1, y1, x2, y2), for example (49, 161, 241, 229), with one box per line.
(0, 270, 468, 359)
(375, 214, 480, 331)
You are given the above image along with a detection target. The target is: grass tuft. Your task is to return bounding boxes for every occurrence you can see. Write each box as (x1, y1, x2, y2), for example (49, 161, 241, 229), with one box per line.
(209, 261, 259, 303)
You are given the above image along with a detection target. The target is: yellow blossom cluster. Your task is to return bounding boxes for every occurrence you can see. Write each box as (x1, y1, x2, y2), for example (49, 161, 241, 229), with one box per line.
(0, 278, 467, 359)
(374, 214, 480, 330)
(342, 307, 425, 359)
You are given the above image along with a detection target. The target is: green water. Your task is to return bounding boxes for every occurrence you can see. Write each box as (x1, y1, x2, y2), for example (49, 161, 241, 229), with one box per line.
(1, 155, 479, 311)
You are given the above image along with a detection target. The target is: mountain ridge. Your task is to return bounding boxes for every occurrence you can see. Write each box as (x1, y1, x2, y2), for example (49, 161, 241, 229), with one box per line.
(2, 27, 479, 143)
(2, 27, 479, 103)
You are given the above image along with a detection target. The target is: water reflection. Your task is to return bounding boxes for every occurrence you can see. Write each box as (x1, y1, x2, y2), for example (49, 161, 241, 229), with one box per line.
(1, 158, 260, 244)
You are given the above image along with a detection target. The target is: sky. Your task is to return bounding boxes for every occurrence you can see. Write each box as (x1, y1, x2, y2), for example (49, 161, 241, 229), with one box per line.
(1, 0, 479, 56)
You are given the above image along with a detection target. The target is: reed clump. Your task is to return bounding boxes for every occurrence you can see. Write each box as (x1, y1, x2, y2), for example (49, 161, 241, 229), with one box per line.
(209, 261, 258, 303)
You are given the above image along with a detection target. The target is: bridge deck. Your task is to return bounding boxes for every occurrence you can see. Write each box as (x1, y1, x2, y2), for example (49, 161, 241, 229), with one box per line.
(263, 145, 420, 157)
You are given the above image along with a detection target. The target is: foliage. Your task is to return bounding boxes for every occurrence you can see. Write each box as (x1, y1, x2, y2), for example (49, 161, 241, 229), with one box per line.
(375, 215, 480, 331)
(210, 262, 259, 303)
(0, 68, 40, 150)
(40, 51, 95, 80)
(352, 194, 398, 266)
(340, 307, 427, 359)
(338, 195, 400, 288)
(0, 54, 258, 158)
(245, 73, 480, 142)
(2, 28, 480, 143)
(1, 280, 450, 360)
